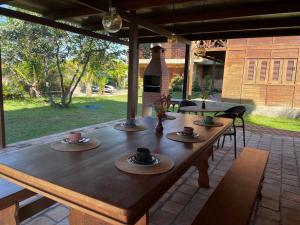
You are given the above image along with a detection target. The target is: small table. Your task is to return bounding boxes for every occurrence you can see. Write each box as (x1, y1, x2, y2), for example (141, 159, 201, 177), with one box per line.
(180, 105, 227, 116)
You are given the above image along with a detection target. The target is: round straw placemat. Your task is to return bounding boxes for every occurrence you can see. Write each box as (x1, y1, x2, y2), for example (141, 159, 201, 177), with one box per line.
(51, 139, 101, 152)
(114, 123, 147, 132)
(115, 153, 174, 175)
(167, 132, 206, 143)
(193, 120, 224, 127)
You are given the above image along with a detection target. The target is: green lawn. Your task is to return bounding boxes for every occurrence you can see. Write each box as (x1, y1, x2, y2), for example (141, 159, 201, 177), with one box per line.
(4, 94, 300, 144)
(4, 94, 143, 144)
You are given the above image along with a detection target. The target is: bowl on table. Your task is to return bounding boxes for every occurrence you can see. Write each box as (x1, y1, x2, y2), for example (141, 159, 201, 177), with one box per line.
(203, 116, 214, 125)
(129, 148, 159, 165)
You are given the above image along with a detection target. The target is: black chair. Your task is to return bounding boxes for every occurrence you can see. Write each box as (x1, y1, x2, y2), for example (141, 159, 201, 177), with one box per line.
(215, 106, 246, 159)
(177, 100, 197, 114)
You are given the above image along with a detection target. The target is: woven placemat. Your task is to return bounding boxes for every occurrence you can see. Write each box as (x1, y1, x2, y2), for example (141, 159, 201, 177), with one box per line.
(114, 123, 147, 132)
(51, 139, 101, 152)
(167, 132, 206, 143)
(115, 153, 174, 175)
(193, 120, 224, 127)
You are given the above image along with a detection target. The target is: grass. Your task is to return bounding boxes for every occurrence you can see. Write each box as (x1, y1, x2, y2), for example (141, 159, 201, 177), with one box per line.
(245, 115, 300, 132)
(4, 94, 143, 144)
(4, 93, 300, 144)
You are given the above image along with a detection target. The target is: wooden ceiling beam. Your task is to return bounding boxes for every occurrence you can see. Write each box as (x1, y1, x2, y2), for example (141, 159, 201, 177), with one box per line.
(116, 0, 200, 11)
(0, 7, 128, 45)
(71, 0, 191, 45)
(144, 1, 300, 25)
(122, 16, 300, 37)
(138, 27, 300, 43)
(44, 7, 100, 20)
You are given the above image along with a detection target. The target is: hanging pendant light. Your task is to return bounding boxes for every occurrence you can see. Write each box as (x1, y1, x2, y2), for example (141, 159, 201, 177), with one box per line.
(167, 33, 178, 44)
(194, 40, 206, 57)
(102, 1, 122, 33)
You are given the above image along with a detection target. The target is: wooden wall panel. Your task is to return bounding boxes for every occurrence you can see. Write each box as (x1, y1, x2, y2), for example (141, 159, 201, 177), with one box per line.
(246, 49, 271, 58)
(222, 62, 244, 103)
(271, 49, 299, 58)
(296, 60, 300, 84)
(266, 85, 294, 107)
(241, 84, 266, 105)
(224, 36, 300, 108)
(247, 37, 273, 46)
(227, 39, 247, 47)
(227, 50, 246, 59)
(273, 36, 300, 45)
(293, 85, 300, 108)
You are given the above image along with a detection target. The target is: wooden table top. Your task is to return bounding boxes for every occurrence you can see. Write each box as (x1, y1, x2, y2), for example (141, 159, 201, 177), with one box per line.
(170, 98, 183, 104)
(0, 113, 232, 225)
(180, 105, 227, 113)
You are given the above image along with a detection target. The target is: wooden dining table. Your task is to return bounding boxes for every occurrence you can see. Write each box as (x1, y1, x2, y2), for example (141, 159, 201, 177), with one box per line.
(0, 113, 232, 225)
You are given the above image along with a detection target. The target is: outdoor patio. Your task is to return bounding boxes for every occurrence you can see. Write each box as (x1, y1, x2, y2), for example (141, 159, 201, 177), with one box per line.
(10, 122, 300, 225)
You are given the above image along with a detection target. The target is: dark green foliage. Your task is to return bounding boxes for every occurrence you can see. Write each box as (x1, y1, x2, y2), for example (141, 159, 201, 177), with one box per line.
(171, 75, 183, 91)
(192, 76, 201, 92)
(3, 82, 25, 99)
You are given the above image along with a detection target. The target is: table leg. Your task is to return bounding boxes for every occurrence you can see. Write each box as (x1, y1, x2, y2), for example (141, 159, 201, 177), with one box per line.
(0, 204, 19, 225)
(193, 146, 213, 189)
(69, 209, 148, 225)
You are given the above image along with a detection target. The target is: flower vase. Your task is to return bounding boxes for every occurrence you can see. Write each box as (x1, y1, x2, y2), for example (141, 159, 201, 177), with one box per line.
(156, 115, 164, 133)
(202, 100, 206, 109)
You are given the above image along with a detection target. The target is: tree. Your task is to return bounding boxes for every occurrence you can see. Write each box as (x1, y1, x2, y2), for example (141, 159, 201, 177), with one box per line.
(1, 18, 56, 98)
(107, 60, 128, 88)
(96, 75, 108, 95)
(1, 17, 126, 107)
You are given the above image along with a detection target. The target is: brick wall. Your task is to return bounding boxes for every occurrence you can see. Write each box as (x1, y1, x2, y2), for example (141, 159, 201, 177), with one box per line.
(222, 36, 300, 109)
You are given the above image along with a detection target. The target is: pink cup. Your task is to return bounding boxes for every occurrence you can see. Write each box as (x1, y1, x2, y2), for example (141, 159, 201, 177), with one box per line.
(68, 132, 82, 143)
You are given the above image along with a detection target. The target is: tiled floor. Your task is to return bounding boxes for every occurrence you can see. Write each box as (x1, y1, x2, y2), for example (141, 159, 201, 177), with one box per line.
(17, 125, 300, 225)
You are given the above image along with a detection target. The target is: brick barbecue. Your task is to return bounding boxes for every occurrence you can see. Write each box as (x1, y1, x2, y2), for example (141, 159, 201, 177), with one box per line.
(143, 46, 170, 116)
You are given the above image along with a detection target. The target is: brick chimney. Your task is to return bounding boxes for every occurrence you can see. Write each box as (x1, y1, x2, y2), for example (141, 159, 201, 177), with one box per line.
(142, 46, 170, 116)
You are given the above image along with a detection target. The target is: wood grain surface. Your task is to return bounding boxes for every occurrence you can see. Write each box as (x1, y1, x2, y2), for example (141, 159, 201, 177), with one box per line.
(192, 147, 269, 225)
(0, 113, 232, 224)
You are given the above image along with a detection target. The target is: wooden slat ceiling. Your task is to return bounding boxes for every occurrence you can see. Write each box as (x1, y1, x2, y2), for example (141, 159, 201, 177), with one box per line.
(3, 0, 300, 44)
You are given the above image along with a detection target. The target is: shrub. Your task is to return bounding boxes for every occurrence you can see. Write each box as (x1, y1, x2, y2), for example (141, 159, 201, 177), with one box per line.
(192, 77, 201, 92)
(3, 82, 25, 99)
(171, 75, 183, 91)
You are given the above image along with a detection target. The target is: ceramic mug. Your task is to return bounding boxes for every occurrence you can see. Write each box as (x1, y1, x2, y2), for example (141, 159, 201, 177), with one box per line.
(204, 116, 214, 124)
(68, 132, 82, 143)
(183, 127, 194, 136)
(136, 148, 151, 162)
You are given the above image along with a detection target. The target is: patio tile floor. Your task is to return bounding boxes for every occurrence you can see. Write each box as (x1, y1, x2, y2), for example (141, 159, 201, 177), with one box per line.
(16, 124, 300, 225)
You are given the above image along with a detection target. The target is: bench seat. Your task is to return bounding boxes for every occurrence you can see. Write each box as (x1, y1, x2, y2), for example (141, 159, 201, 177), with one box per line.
(192, 147, 269, 225)
(0, 178, 56, 225)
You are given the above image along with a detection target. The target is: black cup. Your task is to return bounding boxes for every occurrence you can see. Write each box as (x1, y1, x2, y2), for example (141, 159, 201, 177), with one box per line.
(136, 148, 152, 162)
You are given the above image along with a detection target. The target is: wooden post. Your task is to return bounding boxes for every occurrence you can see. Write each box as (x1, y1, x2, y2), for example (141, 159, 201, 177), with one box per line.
(210, 60, 216, 94)
(126, 12, 139, 126)
(0, 46, 5, 148)
(187, 42, 195, 99)
(182, 44, 190, 100)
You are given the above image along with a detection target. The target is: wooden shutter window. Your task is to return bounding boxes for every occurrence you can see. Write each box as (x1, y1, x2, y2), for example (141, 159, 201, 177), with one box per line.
(260, 61, 268, 81)
(247, 61, 255, 80)
(272, 60, 281, 81)
(286, 60, 295, 82)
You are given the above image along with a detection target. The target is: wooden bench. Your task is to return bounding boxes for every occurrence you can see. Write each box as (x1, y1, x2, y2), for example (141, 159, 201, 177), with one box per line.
(192, 147, 269, 225)
(0, 178, 56, 225)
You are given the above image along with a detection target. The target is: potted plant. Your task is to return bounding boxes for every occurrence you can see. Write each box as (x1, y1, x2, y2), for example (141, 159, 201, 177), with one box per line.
(200, 76, 211, 109)
(154, 94, 170, 133)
